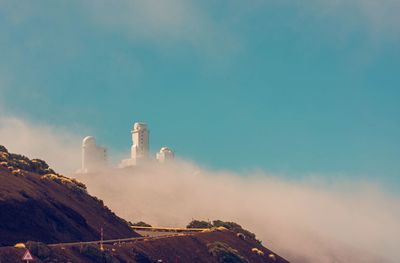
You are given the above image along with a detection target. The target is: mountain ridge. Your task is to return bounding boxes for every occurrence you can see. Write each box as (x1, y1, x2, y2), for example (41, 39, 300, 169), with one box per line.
(0, 145, 139, 246)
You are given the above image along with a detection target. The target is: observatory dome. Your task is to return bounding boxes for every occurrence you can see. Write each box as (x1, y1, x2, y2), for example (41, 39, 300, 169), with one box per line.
(160, 147, 172, 152)
(156, 146, 174, 163)
(82, 136, 96, 146)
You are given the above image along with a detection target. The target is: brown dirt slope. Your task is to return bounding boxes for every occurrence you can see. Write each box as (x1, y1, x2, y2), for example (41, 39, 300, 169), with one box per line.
(0, 229, 289, 262)
(0, 145, 139, 246)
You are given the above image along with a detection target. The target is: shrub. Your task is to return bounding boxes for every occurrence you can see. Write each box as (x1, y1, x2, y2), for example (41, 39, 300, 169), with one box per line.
(215, 226, 228, 231)
(236, 233, 246, 240)
(268, 253, 277, 261)
(30, 159, 57, 175)
(16, 159, 31, 171)
(0, 147, 58, 176)
(12, 169, 22, 176)
(0, 145, 8, 153)
(76, 244, 120, 263)
(207, 242, 248, 263)
(187, 219, 259, 242)
(14, 243, 26, 249)
(131, 221, 152, 227)
(212, 220, 259, 243)
(41, 174, 87, 193)
(186, 220, 213, 229)
(0, 152, 9, 162)
(26, 241, 51, 260)
(251, 248, 264, 256)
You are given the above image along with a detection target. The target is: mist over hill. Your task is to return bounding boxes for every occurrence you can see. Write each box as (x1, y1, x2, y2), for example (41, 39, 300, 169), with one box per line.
(0, 145, 289, 263)
(0, 145, 138, 246)
(78, 162, 397, 263)
(1, 115, 399, 262)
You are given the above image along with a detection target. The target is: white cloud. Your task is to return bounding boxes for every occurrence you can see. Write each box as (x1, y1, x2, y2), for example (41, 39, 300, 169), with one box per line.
(79, 163, 399, 263)
(0, 114, 82, 173)
(0, 112, 399, 262)
(82, 0, 239, 55)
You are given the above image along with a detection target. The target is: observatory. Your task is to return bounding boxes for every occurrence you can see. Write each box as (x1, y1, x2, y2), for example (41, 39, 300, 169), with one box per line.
(79, 121, 174, 171)
(80, 136, 107, 173)
(156, 147, 174, 163)
(120, 122, 150, 167)
(131, 122, 150, 163)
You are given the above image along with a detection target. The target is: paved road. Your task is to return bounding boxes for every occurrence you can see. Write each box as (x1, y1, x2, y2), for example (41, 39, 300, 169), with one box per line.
(47, 234, 185, 248)
(130, 226, 208, 232)
(47, 227, 208, 247)
(2, 227, 209, 248)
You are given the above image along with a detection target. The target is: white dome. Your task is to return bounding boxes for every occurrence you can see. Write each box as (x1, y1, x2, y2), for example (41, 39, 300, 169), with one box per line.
(160, 147, 172, 153)
(82, 136, 96, 146)
(157, 146, 174, 162)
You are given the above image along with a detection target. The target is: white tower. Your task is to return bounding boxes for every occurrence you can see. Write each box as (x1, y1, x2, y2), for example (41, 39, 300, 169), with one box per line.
(120, 122, 150, 167)
(131, 122, 149, 164)
(81, 136, 107, 173)
(156, 147, 174, 163)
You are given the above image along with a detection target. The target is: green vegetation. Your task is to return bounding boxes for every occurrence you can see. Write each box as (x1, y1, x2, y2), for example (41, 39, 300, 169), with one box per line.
(0, 144, 87, 193)
(186, 220, 213, 229)
(0, 146, 8, 153)
(187, 219, 260, 243)
(130, 221, 152, 227)
(0, 145, 56, 175)
(207, 242, 248, 263)
(41, 173, 87, 193)
(212, 220, 259, 243)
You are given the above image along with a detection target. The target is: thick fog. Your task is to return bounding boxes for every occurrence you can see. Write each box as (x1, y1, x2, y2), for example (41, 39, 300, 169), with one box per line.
(1, 114, 399, 262)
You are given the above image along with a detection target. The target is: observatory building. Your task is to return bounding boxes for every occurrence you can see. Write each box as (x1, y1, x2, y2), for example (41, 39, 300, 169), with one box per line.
(80, 136, 107, 173)
(79, 121, 174, 172)
(156, 147, 174, 163)
(131, 122, 150, 163)
(120, 122, 150, 167)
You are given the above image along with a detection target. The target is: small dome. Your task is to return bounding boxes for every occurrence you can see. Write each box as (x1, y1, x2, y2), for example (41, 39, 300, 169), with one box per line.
(160, 147, 172, 153)
(82, 136, 96, 146)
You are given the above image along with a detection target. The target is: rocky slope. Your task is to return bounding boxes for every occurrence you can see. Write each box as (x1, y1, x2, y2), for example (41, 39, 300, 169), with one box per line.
(0, 145, 289, 262)
(0, 229, 288, 263)
(0, 145, 139, 246)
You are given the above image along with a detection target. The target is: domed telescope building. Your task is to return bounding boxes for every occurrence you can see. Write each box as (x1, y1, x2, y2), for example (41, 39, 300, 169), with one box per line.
(79, 121, 174, 171)
(80, 136, 107, 173)
(156, 147, 174, 163)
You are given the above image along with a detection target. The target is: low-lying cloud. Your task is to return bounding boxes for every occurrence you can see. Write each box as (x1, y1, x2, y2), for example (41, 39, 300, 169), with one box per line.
(78, 163, 399, 263)
(0, 114, 81, 173)
(0, 114, 399, 262)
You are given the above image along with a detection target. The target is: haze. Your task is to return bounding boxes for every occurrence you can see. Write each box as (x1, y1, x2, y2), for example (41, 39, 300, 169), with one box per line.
(0, 113, 399, 262)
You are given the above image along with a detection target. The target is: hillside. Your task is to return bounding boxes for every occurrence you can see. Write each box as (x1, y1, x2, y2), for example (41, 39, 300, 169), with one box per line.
(0, 145, 289, 262)
(0, 145, 139, 246)
(0, 229, 288, 263)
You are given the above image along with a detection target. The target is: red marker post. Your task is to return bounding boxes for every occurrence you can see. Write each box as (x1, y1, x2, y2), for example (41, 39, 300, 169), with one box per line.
(22, 250, 33, 263)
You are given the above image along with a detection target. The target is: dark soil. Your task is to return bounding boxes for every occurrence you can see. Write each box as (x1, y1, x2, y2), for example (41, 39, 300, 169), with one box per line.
(0, 153, 139, 246)
(0, 230, 289, 263)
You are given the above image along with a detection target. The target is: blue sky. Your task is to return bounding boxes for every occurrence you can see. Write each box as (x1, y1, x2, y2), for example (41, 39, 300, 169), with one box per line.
(0, 1, 399, 184)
